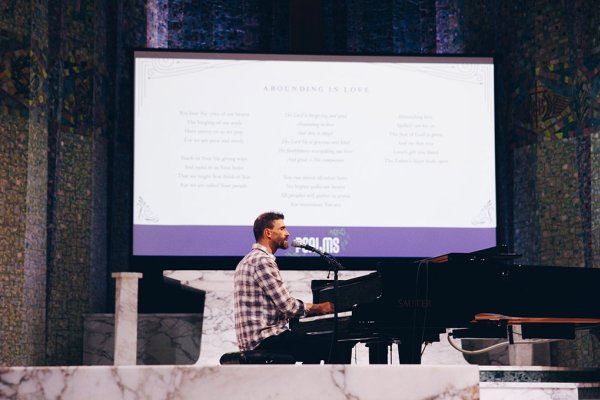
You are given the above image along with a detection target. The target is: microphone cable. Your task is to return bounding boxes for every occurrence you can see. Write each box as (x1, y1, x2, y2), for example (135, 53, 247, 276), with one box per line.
(447, 333, 561, 355)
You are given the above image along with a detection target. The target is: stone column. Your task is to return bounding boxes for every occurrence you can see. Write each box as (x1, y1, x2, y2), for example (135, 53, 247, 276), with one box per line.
(112, 272, 143, 365)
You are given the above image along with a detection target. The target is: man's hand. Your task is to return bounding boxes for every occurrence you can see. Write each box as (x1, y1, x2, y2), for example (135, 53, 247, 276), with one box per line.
(305, 301, 334, 316)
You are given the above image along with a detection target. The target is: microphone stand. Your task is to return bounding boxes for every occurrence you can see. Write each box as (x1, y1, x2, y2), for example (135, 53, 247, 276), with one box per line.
(294, 241, 345, 363)
(322, 253, 344, 363)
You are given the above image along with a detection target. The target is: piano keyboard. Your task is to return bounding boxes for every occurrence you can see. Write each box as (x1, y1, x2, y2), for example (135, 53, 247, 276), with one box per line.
(291, 311, 354, 335)
(297, 310, 353, 323)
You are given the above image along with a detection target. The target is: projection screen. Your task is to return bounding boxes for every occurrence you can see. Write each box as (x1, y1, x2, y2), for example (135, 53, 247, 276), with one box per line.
(133, 51, 496, 260)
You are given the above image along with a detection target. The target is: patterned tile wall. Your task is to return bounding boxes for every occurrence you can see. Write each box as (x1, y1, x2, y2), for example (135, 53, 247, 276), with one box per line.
(0, 110, 40, 366)
(496, 0, 600, 367)
(593, 132, 600, 269)
(332, 0, 438, 54)
(1, 0, 112, 366)
(536, 139, 585, 266)
(0, 0, 48, 366)
(43, 0, 112, 366)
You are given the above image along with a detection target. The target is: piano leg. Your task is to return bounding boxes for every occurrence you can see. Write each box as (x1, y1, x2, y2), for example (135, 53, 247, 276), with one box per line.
(367, 342, 389, 364)
(398, 338, 422, 364)
(328, 341, 354, 364)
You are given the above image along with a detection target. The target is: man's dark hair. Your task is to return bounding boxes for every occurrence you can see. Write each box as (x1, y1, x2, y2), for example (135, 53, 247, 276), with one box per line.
(253, 212, 284, 241)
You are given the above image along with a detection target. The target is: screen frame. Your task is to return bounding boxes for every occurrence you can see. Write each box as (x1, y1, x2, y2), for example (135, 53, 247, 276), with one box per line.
(129, 48, 501, 272)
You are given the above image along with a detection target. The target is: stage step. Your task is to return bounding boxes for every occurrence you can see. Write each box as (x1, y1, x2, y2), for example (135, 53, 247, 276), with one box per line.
(479, 366, 600, 400)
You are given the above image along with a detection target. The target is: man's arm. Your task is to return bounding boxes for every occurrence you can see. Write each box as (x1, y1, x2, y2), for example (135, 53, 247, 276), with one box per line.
(254, 258, 305, 317)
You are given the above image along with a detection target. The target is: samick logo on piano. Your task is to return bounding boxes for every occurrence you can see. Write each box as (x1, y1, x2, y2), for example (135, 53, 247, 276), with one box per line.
(294, 236, 341, 254)
(397, 298, 432, 308)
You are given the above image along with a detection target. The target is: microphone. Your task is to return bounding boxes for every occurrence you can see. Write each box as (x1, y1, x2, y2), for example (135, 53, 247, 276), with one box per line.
(291, 238, 327, 256)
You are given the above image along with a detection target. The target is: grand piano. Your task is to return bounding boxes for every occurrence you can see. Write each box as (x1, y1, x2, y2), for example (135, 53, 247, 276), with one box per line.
(290, 246, 600, 364)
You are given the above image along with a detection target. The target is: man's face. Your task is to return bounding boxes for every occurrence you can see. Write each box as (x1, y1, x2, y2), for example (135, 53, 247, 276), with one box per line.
(266, 219, 289, 251)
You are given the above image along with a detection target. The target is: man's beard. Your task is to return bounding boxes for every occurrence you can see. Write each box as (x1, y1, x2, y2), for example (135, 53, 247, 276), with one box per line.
(278, 238, 289, 250)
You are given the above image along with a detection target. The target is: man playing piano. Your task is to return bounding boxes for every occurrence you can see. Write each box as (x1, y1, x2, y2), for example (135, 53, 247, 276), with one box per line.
(234, 211, 348, 363)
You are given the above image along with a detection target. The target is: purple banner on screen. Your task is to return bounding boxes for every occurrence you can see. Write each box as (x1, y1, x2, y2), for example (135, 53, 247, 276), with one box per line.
(133, 225, 496, 258)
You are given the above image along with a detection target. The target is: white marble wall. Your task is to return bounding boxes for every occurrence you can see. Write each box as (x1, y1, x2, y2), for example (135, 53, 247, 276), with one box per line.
(164, 269, 469, 366)
(83, 314, 202, 365)
(0, 364, 480, 400)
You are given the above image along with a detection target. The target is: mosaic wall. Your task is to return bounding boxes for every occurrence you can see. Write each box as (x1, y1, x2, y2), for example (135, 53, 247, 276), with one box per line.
(44, 0, 113, 366)
(593, 132, 600, 269)
(1, 0, 112, 366)
(324, 0, 438, 54)
(1, 0, 599, 367)
(495, 0, 600, 367)
(0, 0, 49, 366)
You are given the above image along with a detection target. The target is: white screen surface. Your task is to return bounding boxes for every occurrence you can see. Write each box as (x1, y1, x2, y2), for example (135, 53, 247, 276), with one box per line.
(133, 52, 496, 258)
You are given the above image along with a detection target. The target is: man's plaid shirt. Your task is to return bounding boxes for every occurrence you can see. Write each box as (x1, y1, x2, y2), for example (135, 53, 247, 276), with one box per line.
(234, 243, 306, 351)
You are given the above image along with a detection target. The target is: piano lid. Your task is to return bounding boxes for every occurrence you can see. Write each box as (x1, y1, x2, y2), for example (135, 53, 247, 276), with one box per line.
(427, 245, 520, 264)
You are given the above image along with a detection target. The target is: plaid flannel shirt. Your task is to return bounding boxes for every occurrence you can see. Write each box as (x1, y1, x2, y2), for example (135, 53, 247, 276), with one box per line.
(234, 243, 306, 351)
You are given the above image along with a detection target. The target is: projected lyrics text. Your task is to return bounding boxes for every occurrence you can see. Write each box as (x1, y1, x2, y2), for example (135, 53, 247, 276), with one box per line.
(278, 111, 352, 209)
(384, 113, 448, 165)
(176, 110, 251, 191)
(180, 110, 249, 144)
(177, 155, 250, 190)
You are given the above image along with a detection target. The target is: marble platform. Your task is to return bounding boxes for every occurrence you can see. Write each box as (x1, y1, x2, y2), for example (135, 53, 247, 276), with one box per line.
(4, 364, 600, 400)
(0, 364, 480, 400)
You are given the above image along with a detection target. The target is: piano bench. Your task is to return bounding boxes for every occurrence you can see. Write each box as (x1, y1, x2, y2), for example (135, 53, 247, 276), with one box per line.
(219, 351, 296, 365)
